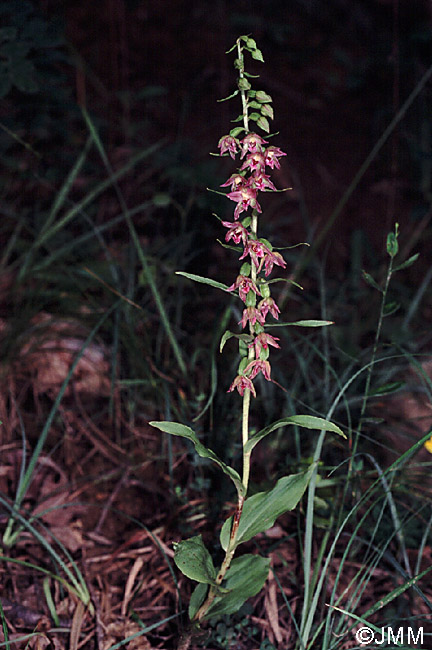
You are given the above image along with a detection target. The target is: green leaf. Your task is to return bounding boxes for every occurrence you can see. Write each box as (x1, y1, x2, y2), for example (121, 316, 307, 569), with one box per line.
(220, 468, 314, 551)
(362, 270, 382, 292)
(369, 381, 404, 396)
(175, 272, 229, 292)
(393, 252, 419, 272)
(251, 48, 264, 62)
(266, 319, 333, 328)
(383, 301, 400, 317)
(174, 535, 217, 585)
(203, 555, 270, 619)
(245, 415, 345, 455)
(188, 583, 208, 620)
(229, 126, 245, 138)
(217, 89, 239, 103)
(220, 330, 253, 353)
(149, 421, 245, 497)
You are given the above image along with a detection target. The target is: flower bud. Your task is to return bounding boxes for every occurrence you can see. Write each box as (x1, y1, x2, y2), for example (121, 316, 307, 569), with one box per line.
(260, 283, 271, 299)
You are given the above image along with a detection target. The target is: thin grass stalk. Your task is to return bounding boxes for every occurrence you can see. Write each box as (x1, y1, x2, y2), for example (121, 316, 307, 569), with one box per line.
(81, 108, 187, 377)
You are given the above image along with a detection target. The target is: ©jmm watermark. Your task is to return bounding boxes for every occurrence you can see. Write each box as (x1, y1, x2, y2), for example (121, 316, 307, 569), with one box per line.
(355, 626, 423, 646)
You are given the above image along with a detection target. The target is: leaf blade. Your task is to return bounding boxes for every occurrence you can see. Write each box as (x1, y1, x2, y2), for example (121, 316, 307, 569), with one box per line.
(220, 467, 314, 551)
(149, 421, 244, 497)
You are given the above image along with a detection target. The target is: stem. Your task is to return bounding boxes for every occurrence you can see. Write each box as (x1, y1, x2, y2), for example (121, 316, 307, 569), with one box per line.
(190, 43, 258, 628)
(237, 38, 249, 133)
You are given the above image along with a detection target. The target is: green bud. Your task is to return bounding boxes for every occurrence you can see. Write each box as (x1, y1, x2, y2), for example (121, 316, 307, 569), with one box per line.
(261, 283, 271, 299)
(257, 115, 270, 133)
(245, 291, 257, 307)
(238, 78, 251, 91)
(239, 339, 249, 358)
(240, 262, 251, 276)
(259, 346, 270, 360)
(386, 223, 399, 258)
(255, 90, 272, 103)
(261, 104, 274, 120)
(234, 58, 242, 69)
(238, 357, 249, 373)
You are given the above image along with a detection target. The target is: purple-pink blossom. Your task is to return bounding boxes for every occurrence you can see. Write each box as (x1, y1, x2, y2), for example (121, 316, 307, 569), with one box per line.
(228, 374, 256, 397)
(221, 221, 249, 246)
(264, 146, 286, 169)
(241, 133, 268, 157)
(239, 307, 266, 329)
(227, 186, 262, 220)
(250, 332, 280, 358)
(258, 297, 281, 320)
(227, 275, 261, 303)
(244, 359, 272, 381)
(218, 135, 239, 159)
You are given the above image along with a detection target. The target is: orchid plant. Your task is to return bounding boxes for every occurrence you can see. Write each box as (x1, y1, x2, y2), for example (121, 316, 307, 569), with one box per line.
(150, 36, 345, 646)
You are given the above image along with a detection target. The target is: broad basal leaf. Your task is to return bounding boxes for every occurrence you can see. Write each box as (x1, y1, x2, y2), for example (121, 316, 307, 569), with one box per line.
(245, 415, 345, 454)
(149, 421, 244, 497)
(203, 554, 270, 620)
(220, 467, 314, 551)
(174, 535, 217, 585)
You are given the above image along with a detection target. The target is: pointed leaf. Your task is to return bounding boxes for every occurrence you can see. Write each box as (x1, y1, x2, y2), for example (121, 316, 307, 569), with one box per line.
(393, 252, 419, 272)
(174, 535, 217, 585)
(229, 126, 245, 138)
(217, 89, 239, 103)
(265, 319, 334, 328)
(175, 272, 229, 292)
(362, 270, 383, 292)
(245, 415, 345, 455)
(220, 467, 314, 551)
(149, 421, 245, 497)
(220, 330, 253, 353)
(188, 583, 208, 620)
(203, 555, 270, 619)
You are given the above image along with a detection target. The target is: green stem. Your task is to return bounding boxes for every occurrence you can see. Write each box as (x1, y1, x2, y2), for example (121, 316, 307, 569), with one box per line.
(190, 45, 257, 627)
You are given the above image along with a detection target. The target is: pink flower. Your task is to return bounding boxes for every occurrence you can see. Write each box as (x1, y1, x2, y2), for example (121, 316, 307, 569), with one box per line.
(264, 146, 286, 169)
(227, 186, 262, 220)
(239, 307, 266, 328)
(220, 173, 245, 191)
(240, 152, 266, 172)
(250, 332, 280, 358)
(228, 374, 256, 397)
(258, 297, 281, 320)
(221, 221, 249, 246)
(239, 239, 270, 269)
(244, 359, 272, 381)
(218, 135, 239, 159)
(250, 171, 277, 192)
(263, 250, 286, 276)
(241, 133, 268, 157)
(227, 275, 261, 303)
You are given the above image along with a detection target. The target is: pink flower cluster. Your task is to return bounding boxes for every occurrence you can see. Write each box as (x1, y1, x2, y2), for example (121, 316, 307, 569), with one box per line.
(218, 132, 287, 397)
